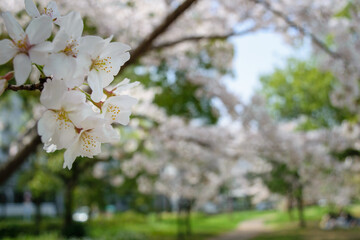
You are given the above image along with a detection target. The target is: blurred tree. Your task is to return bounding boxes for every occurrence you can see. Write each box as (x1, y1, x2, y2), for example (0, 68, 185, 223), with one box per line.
(260, 58, 352, 129)
(257, 161, 304, 226)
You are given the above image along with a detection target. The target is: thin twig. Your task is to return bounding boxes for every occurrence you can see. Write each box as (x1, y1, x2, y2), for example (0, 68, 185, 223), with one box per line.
(151, 27, 256, 50)
(252, 0, 341, 60)
(119, 0, 199, 74)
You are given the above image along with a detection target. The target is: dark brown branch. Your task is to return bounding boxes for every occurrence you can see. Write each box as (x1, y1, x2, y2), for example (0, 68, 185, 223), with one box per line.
(119, 0, 199, 73)
(0, 129, 41, 185)
(6, 77, 49, 92)
(252, 0, 341, 59)
(151, 27, 256, 50)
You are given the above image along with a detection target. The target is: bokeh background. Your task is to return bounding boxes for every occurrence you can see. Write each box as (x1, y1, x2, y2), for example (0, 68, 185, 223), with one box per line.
(0, 0, 360, 240)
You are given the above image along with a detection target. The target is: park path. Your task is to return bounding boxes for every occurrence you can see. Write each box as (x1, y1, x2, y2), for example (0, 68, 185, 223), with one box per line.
(208, 218, 270, 240)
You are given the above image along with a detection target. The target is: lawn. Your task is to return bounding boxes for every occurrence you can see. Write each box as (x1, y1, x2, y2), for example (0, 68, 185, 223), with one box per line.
(88, 210, 274, 240)
(253, 204, 360, 240)
(3, 205, 360, 240)
(1, 210, 273, 240)
(253, 223, 360, 240)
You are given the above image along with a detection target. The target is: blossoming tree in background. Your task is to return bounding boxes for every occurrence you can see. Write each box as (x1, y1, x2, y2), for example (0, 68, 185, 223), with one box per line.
(1, 2, 360, 239)
(241, 95, 359, 227)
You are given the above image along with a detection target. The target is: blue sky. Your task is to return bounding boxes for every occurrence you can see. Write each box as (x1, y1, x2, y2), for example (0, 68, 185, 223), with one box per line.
(225, 31, 311, 103)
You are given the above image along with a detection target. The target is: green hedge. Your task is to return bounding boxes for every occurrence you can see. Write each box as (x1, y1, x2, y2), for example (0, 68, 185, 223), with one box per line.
(0, 219, 62, 238)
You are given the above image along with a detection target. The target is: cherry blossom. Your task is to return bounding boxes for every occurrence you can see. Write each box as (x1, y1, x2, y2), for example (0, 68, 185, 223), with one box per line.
(102, 96, 138, 125)
(0, 12, 52, 85)
(37, 79, 94, 152)
(25, 0, 61, 23)
(0, 1, 138, 169)
(110, 78, 140, 95)
(43, 11, 86, 87)
(80, 36, 131, 102)
(63, 116, 119, 169)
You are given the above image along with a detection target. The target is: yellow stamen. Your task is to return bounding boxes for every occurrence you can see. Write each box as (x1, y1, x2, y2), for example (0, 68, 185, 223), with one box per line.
(91, 56, 112, 73)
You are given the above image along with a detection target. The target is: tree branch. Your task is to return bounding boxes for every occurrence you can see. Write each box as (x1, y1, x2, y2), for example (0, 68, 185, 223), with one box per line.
(252, 0, 341, 60)
(0, 128, 41, 185)
(6, 77, 49, 92)
(151, 27, 256, 50)
(119, 0, 199, 73)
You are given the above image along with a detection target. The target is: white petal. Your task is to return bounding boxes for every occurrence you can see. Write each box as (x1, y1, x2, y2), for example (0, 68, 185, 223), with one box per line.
(53, 117, 78, 149)
(103, 96, 138, 125)
(87, 124, 120, 144)
(105, 35, 113, 44)
(38, 110, 57, 144)
(43, 110, 78, 149)
(0, 39, 17, 64)
(73, 54, 91, 79)
(88, 70, 103, 102)
(29, 41, 52, 65)
(112, 78, 140, 94)
(25, 0, 40, 18)
(78, 131, 102, 157)
(67, 104, 95, 127)
(2, 12, 25, 42)
(64, 136, 81, 169)
(101, 42, 130, 75)
(52, 29, 69, 52)
(61, 90, 97, 126)
(99, 69, 114, 88)
(106, 95, 138, 109)
(77, 115, 106, 131)
(26, 16, 52, 45)
(59, 12, 83, 38)
(64, 75, 84, 89)
(79, 35, 105, 57)
(62, 91, 87, 109)
(13, 54, 31, 85)
(44, 143, 57, 153)
(40, 78, 68, 109)
(44, 53, 76, 81)
(101, 42, 131, 57)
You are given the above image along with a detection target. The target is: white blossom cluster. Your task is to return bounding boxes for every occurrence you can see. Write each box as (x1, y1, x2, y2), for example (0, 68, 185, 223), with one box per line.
(0, 0, 138, 169)
(119, 115, 256, 209)
(241, 95, 359, 205)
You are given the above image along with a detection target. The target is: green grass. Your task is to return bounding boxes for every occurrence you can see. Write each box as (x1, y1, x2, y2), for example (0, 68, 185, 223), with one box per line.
(264, 205, 332, 229)
(88, 210, 274, 240)
(3, 205, 360, 240)
(253, 223, 360, 240)
(253, 204, 360, 240)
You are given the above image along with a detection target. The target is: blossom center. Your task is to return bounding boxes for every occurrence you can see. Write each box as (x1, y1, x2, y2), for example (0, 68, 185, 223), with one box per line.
(91, 56, 112, 73)
(106, 103, 121, 121)
(62, 39, 79, 57)
(81, 132, 97, 153)
(44, 7, 54, 18)
(54, 110, 72, 129)
(14, 36, 32, 54)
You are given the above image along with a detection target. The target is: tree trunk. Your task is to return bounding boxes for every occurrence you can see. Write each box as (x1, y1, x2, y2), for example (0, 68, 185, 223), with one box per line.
(64, 181, 75, 232)
(177, 203, 184, 240)
(185, 203, 192, 236)
(33, 198, 42, 235)
(286, 191, 294, 220)
(295, 186, 306, 228)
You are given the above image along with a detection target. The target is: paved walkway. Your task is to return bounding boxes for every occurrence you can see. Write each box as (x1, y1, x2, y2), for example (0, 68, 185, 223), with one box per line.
(209, 218, 270, 240)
